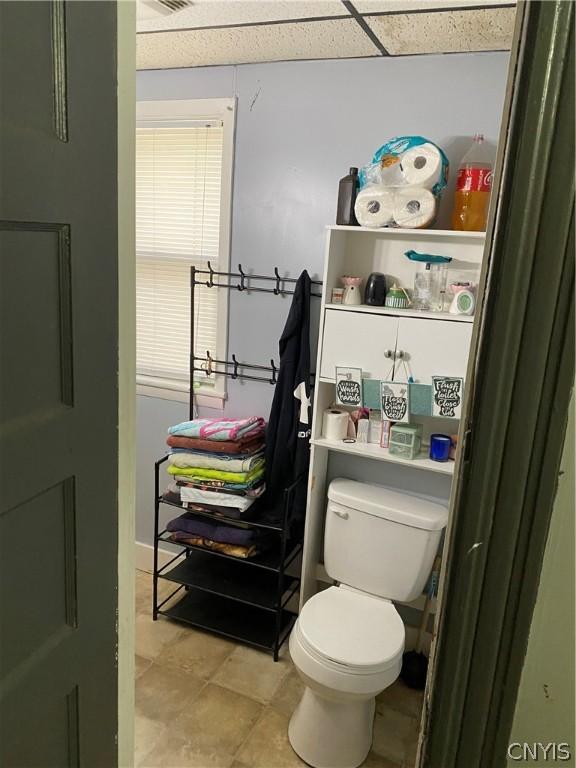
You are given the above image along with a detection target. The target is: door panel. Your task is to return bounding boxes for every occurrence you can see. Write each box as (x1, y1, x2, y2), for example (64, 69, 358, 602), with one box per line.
(396, 317, 472, 382)
(320, 309, 399, 380)
(0, 3, 118, 766)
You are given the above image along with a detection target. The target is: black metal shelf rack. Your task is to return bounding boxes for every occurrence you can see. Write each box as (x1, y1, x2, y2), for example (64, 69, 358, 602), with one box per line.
(153, 456, 304, 659)
(151, 264, 321, 660)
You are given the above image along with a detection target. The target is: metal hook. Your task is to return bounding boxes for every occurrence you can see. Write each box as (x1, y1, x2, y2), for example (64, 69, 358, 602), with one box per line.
(231, 353, 239, 380)
(205, 350, 214, 376)
(273, 267, 281, 296)
(206, 261, 215, 288)
(270, 359, 277, 385)
(237, 264, 246, 292)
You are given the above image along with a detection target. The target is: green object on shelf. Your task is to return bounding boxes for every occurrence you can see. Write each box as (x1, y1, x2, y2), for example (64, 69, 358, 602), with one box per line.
(404, 250, 452, 264)
(389, 424, 422, 460)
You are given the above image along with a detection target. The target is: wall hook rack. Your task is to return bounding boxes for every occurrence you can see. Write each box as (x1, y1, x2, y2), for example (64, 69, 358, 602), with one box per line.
(194, 350, 288, 388)
(190, 264, 322, 419)
(191, 264, 323, 298)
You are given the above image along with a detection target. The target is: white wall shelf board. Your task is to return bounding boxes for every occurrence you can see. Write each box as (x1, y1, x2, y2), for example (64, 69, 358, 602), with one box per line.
(311, 437, 454, 476)
(324, 303, 474, 323)
(327, 225, 486, 241)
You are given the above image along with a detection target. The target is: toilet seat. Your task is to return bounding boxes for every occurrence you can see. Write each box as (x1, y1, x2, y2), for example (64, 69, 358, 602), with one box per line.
(296, 586, 405, 675)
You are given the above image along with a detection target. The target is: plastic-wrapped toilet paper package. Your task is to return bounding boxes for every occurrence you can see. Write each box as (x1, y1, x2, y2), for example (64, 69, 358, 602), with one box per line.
(393, 188, 437, 229)
(354, 186, 395, 228)
(356, 135, 449, 228)
(400, 143, 443, 190)
(322, 409, 350, 441)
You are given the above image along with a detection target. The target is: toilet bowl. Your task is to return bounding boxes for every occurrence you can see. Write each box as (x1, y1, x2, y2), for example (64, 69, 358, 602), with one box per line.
(288, 586, 405, 768)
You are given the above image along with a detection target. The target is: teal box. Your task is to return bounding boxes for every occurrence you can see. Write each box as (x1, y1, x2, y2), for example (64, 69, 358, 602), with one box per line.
(409, 383, 433, 416)
(362, 379, 381, 410)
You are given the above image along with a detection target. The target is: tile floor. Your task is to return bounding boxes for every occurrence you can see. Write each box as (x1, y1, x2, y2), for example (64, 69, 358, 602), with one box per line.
(135, 570, 423, 768)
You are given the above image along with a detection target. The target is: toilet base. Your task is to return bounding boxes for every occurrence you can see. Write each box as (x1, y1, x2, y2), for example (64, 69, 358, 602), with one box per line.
(288, 686, 376, 768)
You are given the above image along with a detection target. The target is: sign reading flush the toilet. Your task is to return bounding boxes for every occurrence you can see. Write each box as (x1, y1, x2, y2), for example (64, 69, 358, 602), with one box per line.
(381, 381, 410, 423)
(431, 376, 464, 418)
(335, 367, 363, 407)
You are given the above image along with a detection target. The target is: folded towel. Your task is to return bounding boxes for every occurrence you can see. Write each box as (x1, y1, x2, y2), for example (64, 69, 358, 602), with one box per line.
(167, 464, 264, 485)
(179, 486, 256, 511)
(167, 434, 264, 455)
(168, 451, 264, 473)
(169, 533, 257, 559)
(175, 478, 266, 496)
(168, 417, 265, 442)
(185, 502, 244, 519)
(166, 513, 255, 545)
(169, 446, 262, 459)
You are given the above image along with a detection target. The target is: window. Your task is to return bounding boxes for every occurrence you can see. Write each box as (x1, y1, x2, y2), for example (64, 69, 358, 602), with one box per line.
(136, 98, 235, 401)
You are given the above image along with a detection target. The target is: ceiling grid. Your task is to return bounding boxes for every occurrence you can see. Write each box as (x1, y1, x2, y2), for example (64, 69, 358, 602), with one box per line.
(136, 0, 516, 69)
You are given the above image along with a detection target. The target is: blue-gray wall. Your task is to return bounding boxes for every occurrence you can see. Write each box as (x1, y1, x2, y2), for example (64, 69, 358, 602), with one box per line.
(136, 53, 510, 546)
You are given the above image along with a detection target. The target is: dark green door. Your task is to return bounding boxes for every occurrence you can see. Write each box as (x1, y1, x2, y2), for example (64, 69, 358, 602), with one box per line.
(0, 3, 119, 766)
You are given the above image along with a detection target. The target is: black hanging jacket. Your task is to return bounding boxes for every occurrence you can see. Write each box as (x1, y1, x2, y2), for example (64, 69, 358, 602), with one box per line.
(264, 270, 312, 524)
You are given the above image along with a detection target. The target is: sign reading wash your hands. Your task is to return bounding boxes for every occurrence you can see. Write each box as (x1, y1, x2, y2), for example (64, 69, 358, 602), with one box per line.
(335, 367, 363, 407)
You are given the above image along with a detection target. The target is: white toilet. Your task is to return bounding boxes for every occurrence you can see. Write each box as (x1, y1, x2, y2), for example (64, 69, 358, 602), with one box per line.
(288, 478, 448, 768)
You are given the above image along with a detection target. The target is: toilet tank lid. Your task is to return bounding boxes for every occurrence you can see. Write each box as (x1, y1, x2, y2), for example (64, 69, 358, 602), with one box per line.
(328, 479, 448, 531)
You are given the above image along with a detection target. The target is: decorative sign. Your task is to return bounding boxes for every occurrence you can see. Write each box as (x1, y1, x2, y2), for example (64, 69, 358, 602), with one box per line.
(432, 376, 464, 418)
(381, 380, 410, 423)
(335, 367, 363, 407)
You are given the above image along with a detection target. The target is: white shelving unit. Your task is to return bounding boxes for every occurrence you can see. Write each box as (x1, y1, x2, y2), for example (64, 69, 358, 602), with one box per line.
(299, 225, 486, 607)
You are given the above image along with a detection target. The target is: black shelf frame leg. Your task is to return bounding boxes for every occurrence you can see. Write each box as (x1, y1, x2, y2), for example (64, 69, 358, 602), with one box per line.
(273, 485, 291, 661)
(152, 456, 166, 620)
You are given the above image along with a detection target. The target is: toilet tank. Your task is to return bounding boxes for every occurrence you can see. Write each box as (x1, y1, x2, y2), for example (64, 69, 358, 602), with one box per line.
(325, 479, 448, 603)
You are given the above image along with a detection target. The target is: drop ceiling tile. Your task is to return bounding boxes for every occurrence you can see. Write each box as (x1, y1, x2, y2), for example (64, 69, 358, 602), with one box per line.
(137, 1, 349, 34)
(137, 18, 381, 69)
(366, 7, 515, 54)
(355, 0, 515, 12)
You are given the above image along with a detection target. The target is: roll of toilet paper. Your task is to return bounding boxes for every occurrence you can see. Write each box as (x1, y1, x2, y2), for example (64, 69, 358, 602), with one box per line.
(322, 409, 350, 441)
(393, 187, 437, 229)
(400, 143, 443, 190)
(354, 186, 395, 228)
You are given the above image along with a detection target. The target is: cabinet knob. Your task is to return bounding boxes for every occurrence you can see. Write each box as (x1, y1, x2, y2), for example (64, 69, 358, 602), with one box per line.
(396, 349, 405, 359)
(384, 349, 394, 359)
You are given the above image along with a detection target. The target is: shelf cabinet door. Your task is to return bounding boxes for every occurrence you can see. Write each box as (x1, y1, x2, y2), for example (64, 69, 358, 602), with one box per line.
(396, 317, 472, 382)
(320, 309, 399, 381)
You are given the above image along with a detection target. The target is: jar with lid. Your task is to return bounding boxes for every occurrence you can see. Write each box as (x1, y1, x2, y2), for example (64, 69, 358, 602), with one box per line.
(412, 263, 448, 311)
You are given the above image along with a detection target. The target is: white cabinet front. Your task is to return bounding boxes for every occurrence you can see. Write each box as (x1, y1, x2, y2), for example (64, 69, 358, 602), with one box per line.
(320, 309, 399, 381)
(396, 317, 472, 382)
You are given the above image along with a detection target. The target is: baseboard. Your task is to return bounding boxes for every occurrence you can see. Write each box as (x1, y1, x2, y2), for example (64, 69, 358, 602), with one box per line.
(135, 540, 174, 573)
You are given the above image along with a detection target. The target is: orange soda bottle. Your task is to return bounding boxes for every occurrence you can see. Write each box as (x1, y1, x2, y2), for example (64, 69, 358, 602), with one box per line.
(451, 134, 493, 231)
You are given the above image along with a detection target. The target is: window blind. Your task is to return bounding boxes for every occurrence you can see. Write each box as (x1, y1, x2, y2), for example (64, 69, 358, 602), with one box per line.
(136, 122, 224, 389)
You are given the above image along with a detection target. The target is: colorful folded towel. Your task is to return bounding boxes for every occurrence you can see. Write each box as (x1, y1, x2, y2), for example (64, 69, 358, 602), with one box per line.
(168, 451, 264, 473)
(175, 478, 266, 495)
(167, 464, 264, 485)
(168, 417, 265, 442)
(167, 434, 264, 455)
(166, 514, 255, 545)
